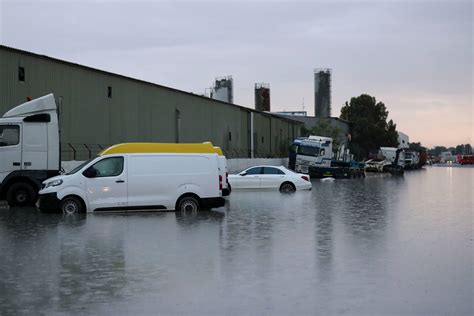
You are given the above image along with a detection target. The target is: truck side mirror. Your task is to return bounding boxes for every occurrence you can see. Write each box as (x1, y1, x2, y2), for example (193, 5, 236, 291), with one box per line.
(83, 167, 97, 178)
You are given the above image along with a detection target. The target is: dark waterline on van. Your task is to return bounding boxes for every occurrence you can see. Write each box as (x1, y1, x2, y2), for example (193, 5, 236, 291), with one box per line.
(0, 166, 472, 315)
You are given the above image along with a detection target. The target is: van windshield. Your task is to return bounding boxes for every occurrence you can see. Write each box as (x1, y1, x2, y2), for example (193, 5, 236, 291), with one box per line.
(66, 159, 92, 175)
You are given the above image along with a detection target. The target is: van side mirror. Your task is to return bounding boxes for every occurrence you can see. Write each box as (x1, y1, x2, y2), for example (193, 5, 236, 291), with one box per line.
(83, 167, 97, 178)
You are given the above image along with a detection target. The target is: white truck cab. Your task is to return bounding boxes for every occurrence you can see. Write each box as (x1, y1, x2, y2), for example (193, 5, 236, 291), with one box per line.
(294, 135, 333, 174)
(0, 94, 60, 206)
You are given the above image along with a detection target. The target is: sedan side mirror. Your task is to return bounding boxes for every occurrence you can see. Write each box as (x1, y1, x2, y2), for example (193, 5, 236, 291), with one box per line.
(240, 172, 247, 176)
(83, 167, 97, 178)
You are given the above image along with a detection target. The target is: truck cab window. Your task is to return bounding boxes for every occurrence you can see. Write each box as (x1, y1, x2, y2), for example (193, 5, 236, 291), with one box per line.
(0, 125, 20, 147)
(91, 157, 124, 177)
(297, 145, 320, 157)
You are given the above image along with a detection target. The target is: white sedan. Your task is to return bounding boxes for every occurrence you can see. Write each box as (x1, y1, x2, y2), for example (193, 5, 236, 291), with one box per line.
(228, 165, 312, 192)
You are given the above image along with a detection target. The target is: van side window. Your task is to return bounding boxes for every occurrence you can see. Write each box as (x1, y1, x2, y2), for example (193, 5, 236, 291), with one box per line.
(0, 125, 20, 147)
(92, 157, 124, 177)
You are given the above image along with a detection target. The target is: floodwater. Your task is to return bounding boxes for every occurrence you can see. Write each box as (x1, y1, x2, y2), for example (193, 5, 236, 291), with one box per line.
(0, 166, 472, 315)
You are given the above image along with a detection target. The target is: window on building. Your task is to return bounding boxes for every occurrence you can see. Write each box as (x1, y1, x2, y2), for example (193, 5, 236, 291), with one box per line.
(18, 67, 25, 82)
(229, 131, 232, 141)
(261, 136, 264, 144)
(107, 86, 112, 98)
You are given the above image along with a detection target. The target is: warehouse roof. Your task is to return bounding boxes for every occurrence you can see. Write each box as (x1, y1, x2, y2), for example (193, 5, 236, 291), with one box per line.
(0, 44, 302, 125)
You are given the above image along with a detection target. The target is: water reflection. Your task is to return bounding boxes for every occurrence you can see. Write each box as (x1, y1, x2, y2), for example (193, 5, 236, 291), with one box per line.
(0, 168, 472, 315)
(0, 208, 86, 314)
(56, 215, 125, 314)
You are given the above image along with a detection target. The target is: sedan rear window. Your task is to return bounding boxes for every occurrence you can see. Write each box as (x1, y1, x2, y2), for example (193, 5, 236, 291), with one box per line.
(263, 167, 284, 175)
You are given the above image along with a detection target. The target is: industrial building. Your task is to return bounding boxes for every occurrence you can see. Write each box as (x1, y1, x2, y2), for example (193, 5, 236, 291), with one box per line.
(314, 68, 331, 117)
(0, 45, 302, 160)
(210, 76, 233, 104)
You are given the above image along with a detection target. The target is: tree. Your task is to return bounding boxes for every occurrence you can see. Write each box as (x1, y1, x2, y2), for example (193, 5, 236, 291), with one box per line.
(310, 120, 343, 148)
(409, 142, 427, 152)
(454, 144, 472, 154)
(340, 94, 398, 159)
(428, 146, 448, 157)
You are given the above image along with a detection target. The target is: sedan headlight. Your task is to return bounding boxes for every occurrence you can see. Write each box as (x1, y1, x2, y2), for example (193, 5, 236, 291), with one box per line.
(46, 179, 63, 188)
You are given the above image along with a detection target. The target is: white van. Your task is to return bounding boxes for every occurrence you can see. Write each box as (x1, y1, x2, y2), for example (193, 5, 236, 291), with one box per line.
(38, 152, 225, 214)
(96, 142, 230, 196)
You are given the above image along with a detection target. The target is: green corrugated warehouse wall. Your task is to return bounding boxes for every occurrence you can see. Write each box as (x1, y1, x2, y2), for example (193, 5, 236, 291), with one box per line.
(0, 45, 301, 159)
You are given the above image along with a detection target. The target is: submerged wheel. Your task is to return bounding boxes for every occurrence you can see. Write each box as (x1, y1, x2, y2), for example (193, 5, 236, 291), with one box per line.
(6, 182, 37, 207)
(177, 196, 199, 212)
(60, 196, 84, 215)
(280, 182, 296, 193)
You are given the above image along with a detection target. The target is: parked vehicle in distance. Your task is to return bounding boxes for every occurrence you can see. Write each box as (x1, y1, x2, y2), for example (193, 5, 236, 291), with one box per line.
(457, 154, 474, 165)
(365, 147, 405, 175)
(290, 135, 364, 179)
(39, 149, 225, 214)
(404, 150, 420, 169)
(0, 94, 60, 207)
(228, 165, 312, 192)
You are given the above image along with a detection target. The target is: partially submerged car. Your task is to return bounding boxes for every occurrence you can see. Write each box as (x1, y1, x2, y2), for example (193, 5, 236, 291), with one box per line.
(228, 165, 312, 192)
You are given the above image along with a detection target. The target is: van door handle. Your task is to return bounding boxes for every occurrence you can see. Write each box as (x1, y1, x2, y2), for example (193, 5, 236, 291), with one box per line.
(24, 162, 32, 166)
(116, 180, 125, 183)
(13, 162, 21, 166)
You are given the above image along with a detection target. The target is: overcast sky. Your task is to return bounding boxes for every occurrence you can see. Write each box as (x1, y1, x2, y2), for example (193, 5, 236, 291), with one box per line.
(1, 0, 472, 147)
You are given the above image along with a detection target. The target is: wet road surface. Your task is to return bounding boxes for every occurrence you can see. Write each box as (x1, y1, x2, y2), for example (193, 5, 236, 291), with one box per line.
(0, 166, 472, 315)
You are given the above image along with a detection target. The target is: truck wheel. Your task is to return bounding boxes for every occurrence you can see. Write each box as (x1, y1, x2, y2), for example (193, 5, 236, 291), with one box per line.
(6, 182, 37, 207)
(60, 196, 84, 215)
(177, 196, 199, 212)
(280, 182, 295, 193)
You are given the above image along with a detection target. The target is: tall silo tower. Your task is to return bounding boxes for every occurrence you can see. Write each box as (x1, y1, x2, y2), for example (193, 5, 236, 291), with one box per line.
(314, 68, 331, 117)
(211, 75, 234, 103)
(254, 83, 270, 111)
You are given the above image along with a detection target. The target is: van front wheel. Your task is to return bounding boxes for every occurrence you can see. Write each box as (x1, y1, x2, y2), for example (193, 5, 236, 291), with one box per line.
(177, 196, 199, 213)
(60, 196, 84, 215)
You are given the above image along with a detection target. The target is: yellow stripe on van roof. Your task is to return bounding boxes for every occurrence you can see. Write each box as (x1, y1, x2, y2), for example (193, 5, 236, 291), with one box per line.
(99, 142, 224, 156)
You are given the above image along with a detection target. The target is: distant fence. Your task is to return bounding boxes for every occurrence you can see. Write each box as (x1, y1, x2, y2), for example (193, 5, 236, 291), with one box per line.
(61, 143, 290, 160)
(61, 143, 110, 161)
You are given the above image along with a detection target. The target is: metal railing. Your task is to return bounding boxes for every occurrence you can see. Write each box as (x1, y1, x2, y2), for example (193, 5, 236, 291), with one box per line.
(61, 143, 110, 161)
